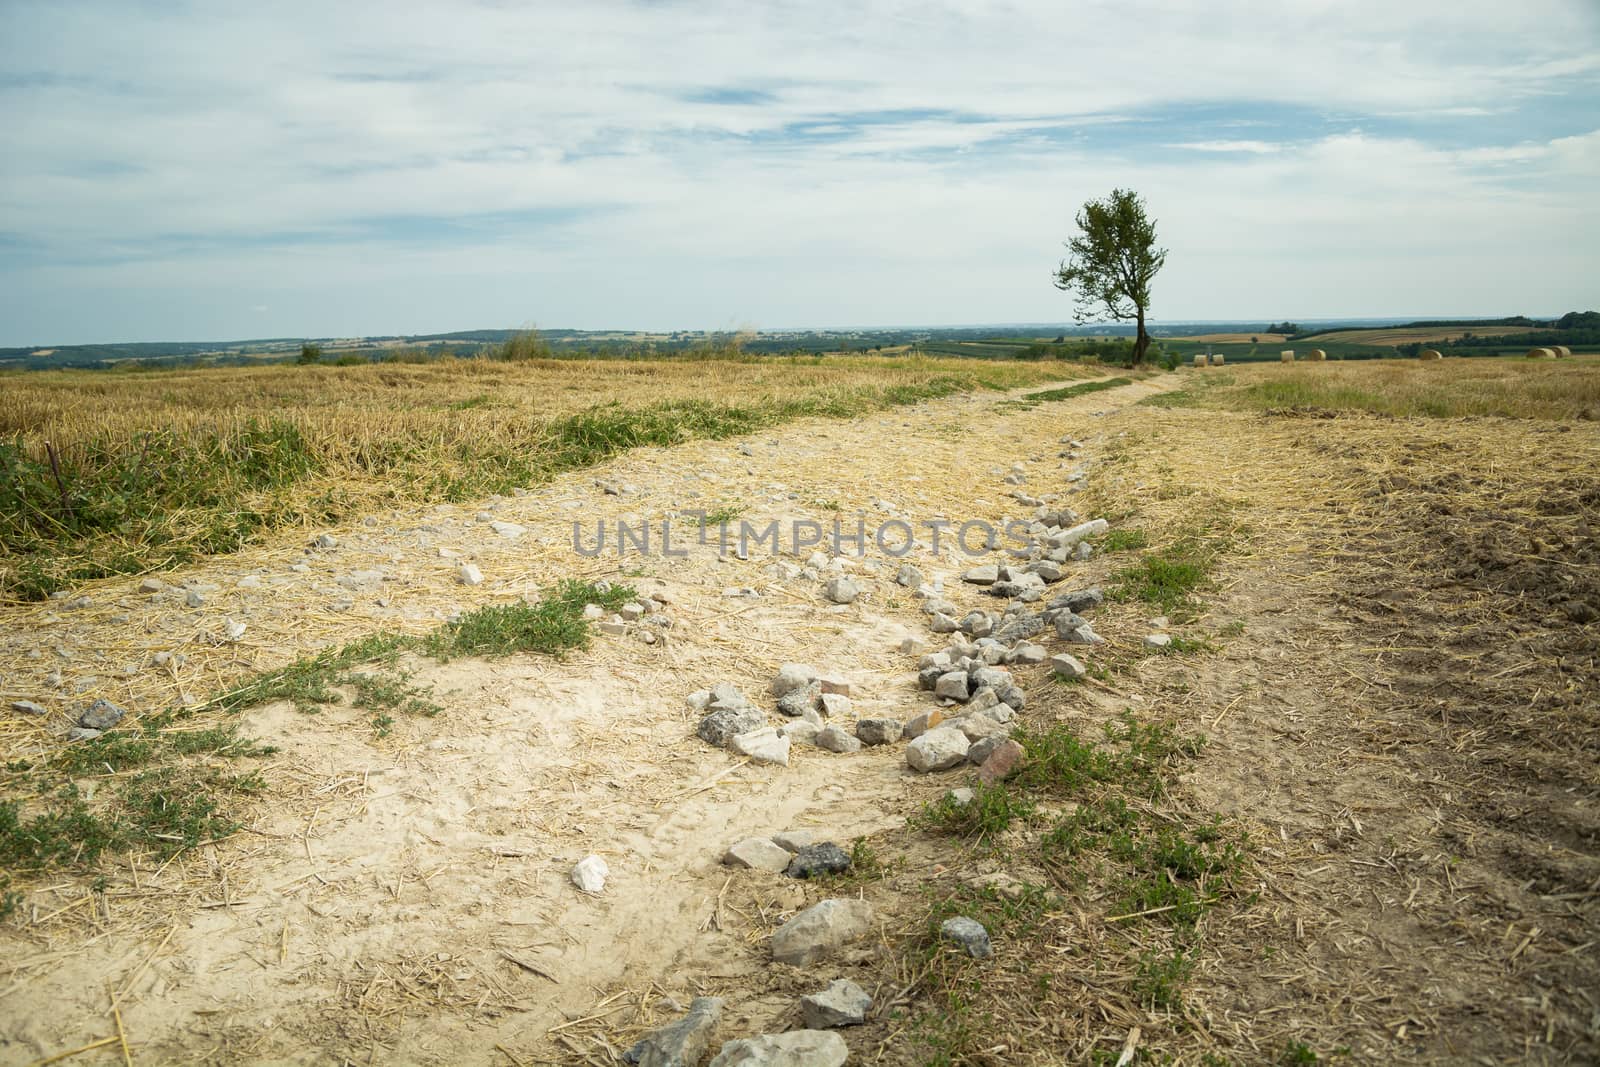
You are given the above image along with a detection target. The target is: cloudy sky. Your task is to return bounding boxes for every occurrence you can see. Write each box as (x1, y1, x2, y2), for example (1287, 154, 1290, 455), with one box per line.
(2, 0, 1597, 345)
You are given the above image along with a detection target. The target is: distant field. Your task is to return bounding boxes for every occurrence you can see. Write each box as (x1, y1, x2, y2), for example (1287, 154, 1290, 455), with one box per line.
(1297, 325, 1532, 345)
(1168, 332, 1290, 343)
(0, 355, 1076, 599)
(1156, 354, 1600, 420)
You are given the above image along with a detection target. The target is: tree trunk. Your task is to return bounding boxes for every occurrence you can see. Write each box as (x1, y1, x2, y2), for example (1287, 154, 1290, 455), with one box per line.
(1133, 306, 1149, 366)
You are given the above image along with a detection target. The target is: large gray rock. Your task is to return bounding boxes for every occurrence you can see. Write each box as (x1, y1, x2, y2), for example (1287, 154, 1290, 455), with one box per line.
(928, 612, 959, 634)
(1050, 653, 1087, 680)
(724, 838, 795, 872)
(954, 714, 1008, 743)
(901, 709, 943, 739)
(992, 612, 1045, 644)
(1050, 588, 1104, 614)
(708, 1031, 847, 1067)
(895, 563, 924, 589)
(771, 899, 875, 966)
(1007, 642, 1047, 665)
(907, 727, 970, 772)
(966, 735, 1004, 765)
(940, 916, 993, 958)
(855, 718, 901, 746)
(822, 577, 859, 604)
(730, 727, 791, 765)
(78, 699, 125, 731)
(813, 725, 861, 754)
(698, 706, 766, 747)
(933, 671, 970, 701)
(800, 979, 872, 1028)
(10, 700, 48, 716)
(625, 996, 726, 1067)
(961, 565, 999, 585)
(957, 611, 994, 638)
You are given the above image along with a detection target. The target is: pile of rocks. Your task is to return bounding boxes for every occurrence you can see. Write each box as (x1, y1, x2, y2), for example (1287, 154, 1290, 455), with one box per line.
(587, 591, 675, 647)
(692, 663, 883, 763)
(721, 832, 852, 879)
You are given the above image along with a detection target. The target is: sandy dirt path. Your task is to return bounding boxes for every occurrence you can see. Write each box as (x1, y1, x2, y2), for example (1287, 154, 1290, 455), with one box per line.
(1, 373, 1173, 1064)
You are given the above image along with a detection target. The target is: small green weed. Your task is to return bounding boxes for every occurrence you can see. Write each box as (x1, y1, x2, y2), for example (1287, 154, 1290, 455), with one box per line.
(914, 782, 1036, 840)
(1134, 948, 1195, 1009)
(699, 504, 744, 527)
(1100, 528, 1149, 552)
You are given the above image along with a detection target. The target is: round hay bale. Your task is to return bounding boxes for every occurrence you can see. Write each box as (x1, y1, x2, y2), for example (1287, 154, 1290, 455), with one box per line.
(1526, 347, 1555, 360)
(1192, 353, 1207, 367)
(1280, 350, 1295, 363)
(1308, 349, 1327, 361)
(1419, 349, 1443, 361)
(1210, 353, 1225, 366)
(1554, 345, 1572, 358)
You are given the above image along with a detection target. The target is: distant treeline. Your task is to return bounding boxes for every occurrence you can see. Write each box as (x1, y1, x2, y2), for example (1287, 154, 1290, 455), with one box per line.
(1287, 311, 1596, 342)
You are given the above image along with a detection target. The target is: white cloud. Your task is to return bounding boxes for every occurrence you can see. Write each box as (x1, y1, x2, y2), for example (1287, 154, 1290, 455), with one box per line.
(1170, 141, 1284, 154)
(1, 0, 1597, 341)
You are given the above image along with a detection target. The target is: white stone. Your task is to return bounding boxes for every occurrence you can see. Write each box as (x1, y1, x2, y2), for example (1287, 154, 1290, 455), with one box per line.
(730, 727, 791, 765)
(723, 837, 794, 872)
(571, 854, 609, 894)
(1050, 653, 1087, 679)
(457, 563, 484, 585)
(1144, 633, 1173, 649)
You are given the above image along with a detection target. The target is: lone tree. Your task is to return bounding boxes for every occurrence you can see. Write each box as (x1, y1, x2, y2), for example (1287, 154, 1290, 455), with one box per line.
(1052, 188, 1167, 366)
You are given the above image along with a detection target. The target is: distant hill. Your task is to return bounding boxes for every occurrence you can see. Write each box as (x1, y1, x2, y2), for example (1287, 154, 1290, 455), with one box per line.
(4, 315, 1588, 371)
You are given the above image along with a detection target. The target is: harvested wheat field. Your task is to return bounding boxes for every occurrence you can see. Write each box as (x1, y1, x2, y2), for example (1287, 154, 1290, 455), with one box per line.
(1, 357, 1597, 1066)
(1295, 326, 1538, 346)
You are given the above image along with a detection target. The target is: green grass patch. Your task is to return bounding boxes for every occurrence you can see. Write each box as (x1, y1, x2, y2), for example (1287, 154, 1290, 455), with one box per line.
(997, 375, 1135, 411)
(425, 579, 633, 659)
(914, 782, 1036, 841)
(0, 764, 266, 872)
(895, 712, 1246, 1056)
(1112, 539, 1214, 616)
(1099, 528, 1149, 552)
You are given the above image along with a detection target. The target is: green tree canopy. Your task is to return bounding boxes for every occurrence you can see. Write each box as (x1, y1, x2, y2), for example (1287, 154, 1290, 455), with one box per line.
(1052, 188, 1167, 365)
